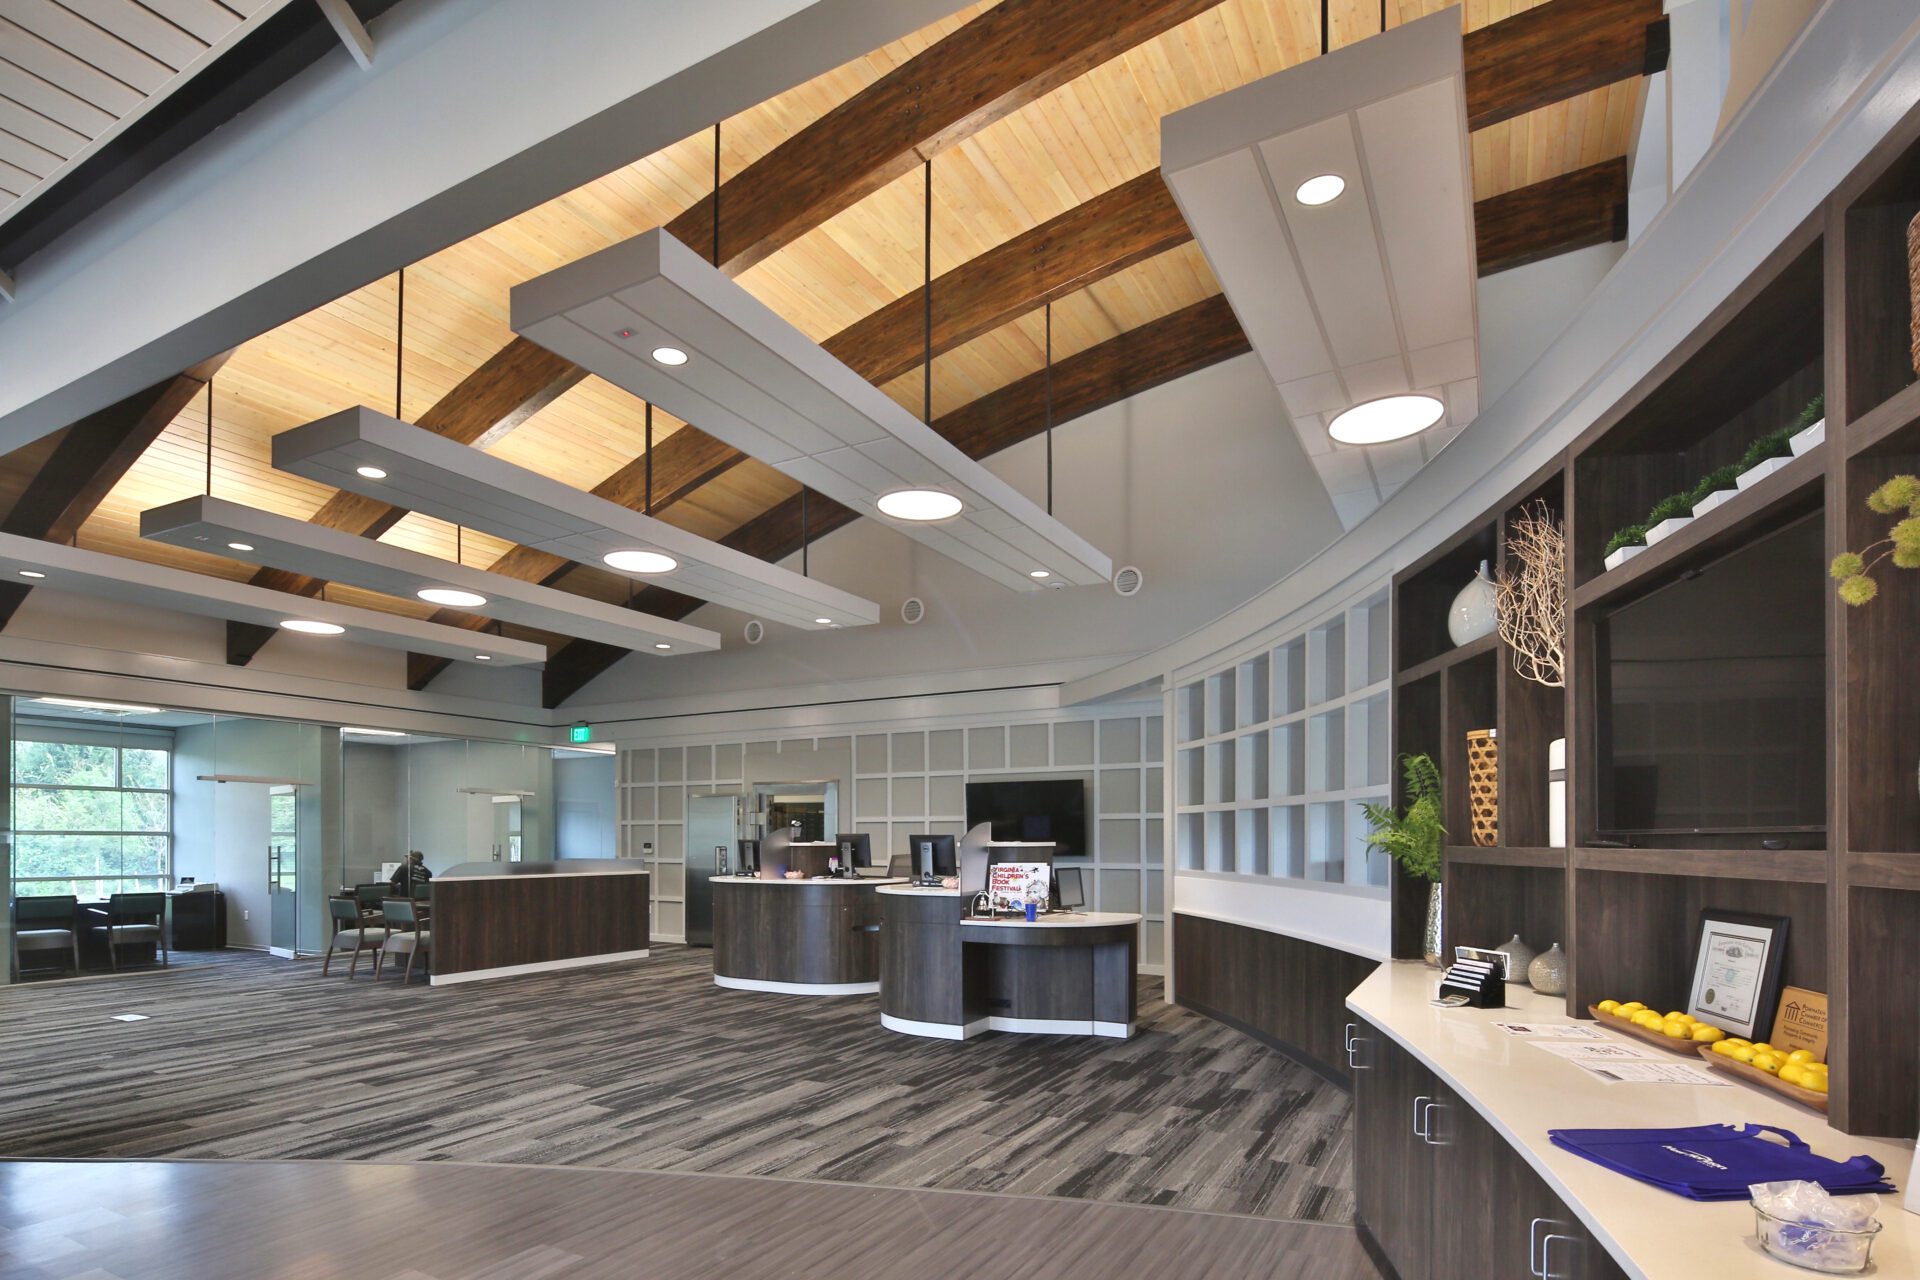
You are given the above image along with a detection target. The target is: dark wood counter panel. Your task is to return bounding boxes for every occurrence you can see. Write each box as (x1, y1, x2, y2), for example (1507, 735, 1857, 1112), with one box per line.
(711, 877, 906, 994)
(431, 865, 650, 985)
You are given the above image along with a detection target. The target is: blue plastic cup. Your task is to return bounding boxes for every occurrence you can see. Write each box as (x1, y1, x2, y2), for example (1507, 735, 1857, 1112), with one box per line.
(1024, 902, 1037, 922)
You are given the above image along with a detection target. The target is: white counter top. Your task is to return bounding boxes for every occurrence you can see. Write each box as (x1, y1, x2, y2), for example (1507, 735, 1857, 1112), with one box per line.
(876, 884, 967, 897)
(436, 861, 650, 883)
(1348, 962, 1914, 1280)
(960, 911, 1141, 930)
(714, 876, 908, 888)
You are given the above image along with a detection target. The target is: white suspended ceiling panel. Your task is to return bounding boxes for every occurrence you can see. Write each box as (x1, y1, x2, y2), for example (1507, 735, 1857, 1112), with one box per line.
(272, 407, 880, 631)
(509, 228, 1113, 591)
(139, 495, 721, 655)
(1161, 8, 1478, 530)
(0, 0, 298, 230)
(0, 532, 546, 667)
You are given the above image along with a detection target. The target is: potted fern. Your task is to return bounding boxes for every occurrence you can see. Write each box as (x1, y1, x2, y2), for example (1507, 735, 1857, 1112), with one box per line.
(1363, 753, 1446, 966)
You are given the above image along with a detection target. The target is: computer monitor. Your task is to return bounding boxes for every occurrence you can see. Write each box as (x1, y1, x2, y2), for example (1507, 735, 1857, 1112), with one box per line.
(834, 832, 872, 872)
(905, 833, 957, 882)
(1054, 865, 1085, 911)
(737, 839, 761, 876)
(886, 852, 911, 879)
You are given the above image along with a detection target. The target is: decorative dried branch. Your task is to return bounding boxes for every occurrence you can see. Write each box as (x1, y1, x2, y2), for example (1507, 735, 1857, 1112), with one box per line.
(1495, 501, 1566, 688)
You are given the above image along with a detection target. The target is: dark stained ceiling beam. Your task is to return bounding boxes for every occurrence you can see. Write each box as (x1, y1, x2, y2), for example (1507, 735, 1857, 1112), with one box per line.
(536, 293, 1251, 707)
(1463, 0, 1666, 131)
(662, 0, 1223, 276)
(0, 354, 229, 630)
(1475, 156, 1629, 275)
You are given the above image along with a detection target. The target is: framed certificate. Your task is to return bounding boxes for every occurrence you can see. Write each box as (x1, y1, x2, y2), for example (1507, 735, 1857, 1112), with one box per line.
(1686, 910, 1789, 1040)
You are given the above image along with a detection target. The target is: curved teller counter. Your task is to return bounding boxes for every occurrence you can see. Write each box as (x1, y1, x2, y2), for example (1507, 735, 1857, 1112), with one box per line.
(711, 875, 908, 995)
(431, 859, 650, 987)
(876, 885, 1140, 1040)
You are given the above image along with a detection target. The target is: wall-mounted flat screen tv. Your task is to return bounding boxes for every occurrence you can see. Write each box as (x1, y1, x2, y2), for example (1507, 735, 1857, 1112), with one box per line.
(965, 779, 1087, 860)
(1595, 513, 1826, 843)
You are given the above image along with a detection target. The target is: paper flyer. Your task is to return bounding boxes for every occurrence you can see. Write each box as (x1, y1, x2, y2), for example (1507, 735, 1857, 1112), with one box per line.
(1576, 1062, 1729, 1087)
(1491, 1022, 1606, 1040)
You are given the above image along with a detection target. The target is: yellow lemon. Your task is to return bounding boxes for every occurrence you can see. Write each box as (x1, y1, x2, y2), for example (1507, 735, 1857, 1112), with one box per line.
(1804, 1074, 1829, 1095)
(1663, 1020, 1692, 1039)
(1597, 999, 1622, 1015)
(1753, 1054, 1782, 1074)
(1729, 1047, 1756, 1064)
(1787, 1050, 1817, 1066)
(1692, 1025, 1725, 1044)
(1807, 1062, 1829, 1075)
(1779, 1065, 1807, 1088)
(1662, 1011, 1688, 1022)
(1618, 1001, 1646, 1014)
(1752, 1043, 1775, 1055)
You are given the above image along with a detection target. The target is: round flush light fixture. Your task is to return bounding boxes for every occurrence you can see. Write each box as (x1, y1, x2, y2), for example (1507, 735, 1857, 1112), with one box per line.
(877, 489, 963, 522)
(417, 587, 488, 608)
(227, 542, 255, 552)
(653, 642, 672, 651)
(474, 654, 492, 661)
(603, 549, 678, 574)
(1294, 174, 1346, 206)
(280, 619, 345, 635)
(1029, 569, 1051, 579)
(356, 465, 388, 480)
(813, 617, 833, 626)
(650, 346, 689, 366)
(1327, 394, 1446, 446)
(18, 569, 45, 579)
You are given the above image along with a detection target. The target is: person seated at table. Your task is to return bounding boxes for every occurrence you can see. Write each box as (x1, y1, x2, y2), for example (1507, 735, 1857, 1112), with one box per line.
(389, 850, 433, 898)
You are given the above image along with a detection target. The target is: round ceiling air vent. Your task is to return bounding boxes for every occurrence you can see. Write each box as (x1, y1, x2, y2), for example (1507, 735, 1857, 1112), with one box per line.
(744, 619, 766, 645)
(900, 597, 926, 625)
(1113, 565, 1144, 597)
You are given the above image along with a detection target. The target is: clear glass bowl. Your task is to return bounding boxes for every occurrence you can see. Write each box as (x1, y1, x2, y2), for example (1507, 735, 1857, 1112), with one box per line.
(1753, 1204, 1883, 1274)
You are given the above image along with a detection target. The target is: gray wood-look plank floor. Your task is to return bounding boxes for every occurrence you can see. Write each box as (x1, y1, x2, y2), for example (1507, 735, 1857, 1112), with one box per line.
(0, 1159, 1381, 1280)
(1, 945, 1367, 1276)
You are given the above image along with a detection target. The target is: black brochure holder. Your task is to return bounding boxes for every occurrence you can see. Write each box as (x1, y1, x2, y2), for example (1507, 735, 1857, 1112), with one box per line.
(1437, 958, 1506, 1009)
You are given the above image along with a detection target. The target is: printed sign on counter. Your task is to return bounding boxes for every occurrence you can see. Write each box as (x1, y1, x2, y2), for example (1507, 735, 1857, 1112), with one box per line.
(988, 862, 1052, 913)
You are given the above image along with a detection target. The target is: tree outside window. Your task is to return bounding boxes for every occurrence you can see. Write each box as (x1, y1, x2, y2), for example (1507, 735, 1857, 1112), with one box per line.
(11, 738, 171, 898)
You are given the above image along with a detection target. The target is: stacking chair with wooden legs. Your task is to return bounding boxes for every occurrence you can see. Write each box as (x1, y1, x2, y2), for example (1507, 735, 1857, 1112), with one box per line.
(85, 892, 167, 970)
(322, 896, 386, 977)
(374, 898, 431, 984)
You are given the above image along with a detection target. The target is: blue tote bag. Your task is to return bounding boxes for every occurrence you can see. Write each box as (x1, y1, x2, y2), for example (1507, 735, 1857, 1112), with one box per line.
(1547, 1124, 1896, 1201)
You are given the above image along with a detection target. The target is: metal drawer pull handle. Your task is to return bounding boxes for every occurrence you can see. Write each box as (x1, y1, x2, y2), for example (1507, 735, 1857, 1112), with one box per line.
(1344, 1023, 1368, 1069)
(1420, 1098, 1446, 1146)
(1412, 1094, 1431, 1139)
(1528, 1217, 1560, 1277)
(1541, 1233, 1576, 1279)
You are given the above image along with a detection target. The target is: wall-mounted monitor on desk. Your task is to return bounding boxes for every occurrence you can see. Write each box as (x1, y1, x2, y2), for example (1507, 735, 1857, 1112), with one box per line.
(965, 779, 1086, 859)
(1055, 866, 1085, 911)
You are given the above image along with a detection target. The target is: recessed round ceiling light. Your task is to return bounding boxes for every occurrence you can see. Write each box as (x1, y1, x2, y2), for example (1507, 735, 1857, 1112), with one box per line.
(356, 465, 388, 480)
(474, 654, 492, 661)
(650, 346, 689, 366)
(17, 570, 45, 579)
(814, 617, 833, 626)
(280, 619, 345, 635)
(877, 489, 963, 522)
(653, 642, 672, 650)
(417, 587, 488, 608)
(1327, 394, 1446, 445)
(1295, 174, 1346, 206)
(227, 542, 255, 552)
(603, 550, 678, 574)
(1029, 569, 1051, 579)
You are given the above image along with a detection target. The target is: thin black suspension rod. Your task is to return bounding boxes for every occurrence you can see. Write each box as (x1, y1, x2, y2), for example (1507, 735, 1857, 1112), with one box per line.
(394, 267, 405, 419)
(204, 377, 213, 496)
(712, 122, 722, 267)
(1044, 300, 1053, 516)
(645, 402, 654, 515)
(923, 157, 933, 425)
(801, 486, 810, 576)
(1322, 0, 1329, 55)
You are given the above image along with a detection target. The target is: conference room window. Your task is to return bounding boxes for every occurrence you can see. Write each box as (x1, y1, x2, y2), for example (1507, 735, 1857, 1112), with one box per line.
(10, 734, 172, 898)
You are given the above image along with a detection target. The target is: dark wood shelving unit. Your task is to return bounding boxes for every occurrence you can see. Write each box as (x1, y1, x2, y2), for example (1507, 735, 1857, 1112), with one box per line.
(1385, 100, 1920, 1140)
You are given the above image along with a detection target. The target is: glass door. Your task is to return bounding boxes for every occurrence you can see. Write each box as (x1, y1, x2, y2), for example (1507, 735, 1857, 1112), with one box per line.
(267, 785, 298, 956)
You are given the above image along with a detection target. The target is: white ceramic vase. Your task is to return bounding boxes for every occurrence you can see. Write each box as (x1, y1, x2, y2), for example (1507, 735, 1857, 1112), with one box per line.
(1448, 560, 1497, 647)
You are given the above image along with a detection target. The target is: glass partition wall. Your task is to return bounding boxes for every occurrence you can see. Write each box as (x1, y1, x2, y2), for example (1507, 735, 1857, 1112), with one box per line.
(5, 692, 618, 982)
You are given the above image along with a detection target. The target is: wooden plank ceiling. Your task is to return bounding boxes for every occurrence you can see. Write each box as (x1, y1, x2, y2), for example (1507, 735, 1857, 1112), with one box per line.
(3, 0, 1651, 695)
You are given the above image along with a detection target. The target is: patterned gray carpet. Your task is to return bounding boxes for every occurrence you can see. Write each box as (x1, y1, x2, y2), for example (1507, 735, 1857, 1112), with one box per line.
(0, 946, 1355, 1222)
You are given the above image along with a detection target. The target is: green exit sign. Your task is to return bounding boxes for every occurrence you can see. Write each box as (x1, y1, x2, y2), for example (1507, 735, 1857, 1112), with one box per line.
(568, 723, 593, 744)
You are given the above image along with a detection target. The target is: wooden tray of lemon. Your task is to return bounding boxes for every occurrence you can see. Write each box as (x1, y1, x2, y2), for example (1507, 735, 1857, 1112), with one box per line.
(1695, 1042, 1830, 1113)
(1587, 1002, 1728, 1057)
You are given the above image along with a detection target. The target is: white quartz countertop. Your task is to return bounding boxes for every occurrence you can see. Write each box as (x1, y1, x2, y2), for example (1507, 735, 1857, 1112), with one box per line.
(1347, 962, 1915, 1280)
(714, 876, 907, 888)
(436, 861, 650, 883)
(960, 911, 1141, 930)
(876, 885, 967, 897)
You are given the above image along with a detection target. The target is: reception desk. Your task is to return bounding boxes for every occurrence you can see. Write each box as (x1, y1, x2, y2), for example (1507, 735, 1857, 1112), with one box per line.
(877, 885, 1140, 1039)
(431, 860, 650, 986)
(712, 875, 907, 994)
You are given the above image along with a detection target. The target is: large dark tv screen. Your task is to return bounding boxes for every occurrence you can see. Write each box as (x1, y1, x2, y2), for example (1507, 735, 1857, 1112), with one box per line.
(965, 779, 1086, 859)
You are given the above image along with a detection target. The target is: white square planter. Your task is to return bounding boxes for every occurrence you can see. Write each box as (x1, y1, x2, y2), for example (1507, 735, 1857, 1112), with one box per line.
(1603, 544, 1645, 571)
(1644, 516, 1692, 545)
(1691, 488, 1739, 518)
(1737, 455, 1793, 489)
(1790, 417, 1826, 456)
